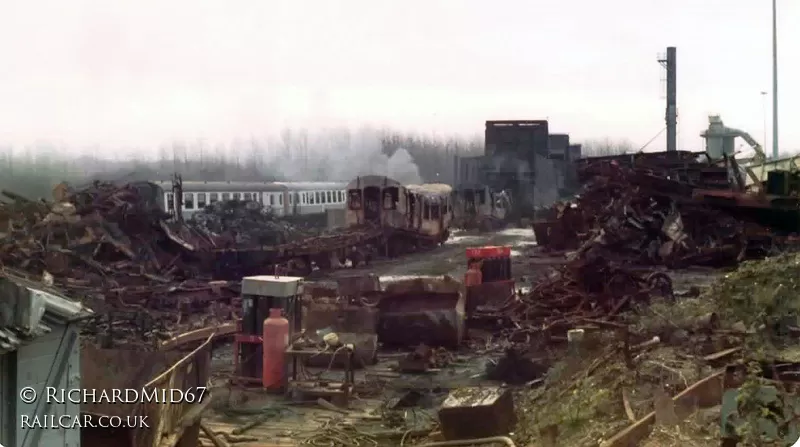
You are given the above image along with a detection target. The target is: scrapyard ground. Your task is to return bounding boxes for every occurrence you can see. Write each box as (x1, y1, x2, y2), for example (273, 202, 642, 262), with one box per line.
(201, 227, 546, 446)
(197, 227, 777, 447)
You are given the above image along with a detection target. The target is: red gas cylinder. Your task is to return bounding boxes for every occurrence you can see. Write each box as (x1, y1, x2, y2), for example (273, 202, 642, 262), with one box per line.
(262, 308, 290, 391)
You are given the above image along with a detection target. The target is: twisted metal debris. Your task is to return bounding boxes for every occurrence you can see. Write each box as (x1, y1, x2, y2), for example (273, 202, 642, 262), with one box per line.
(0, 181, 380, 348)
(533, 152, 791, 267)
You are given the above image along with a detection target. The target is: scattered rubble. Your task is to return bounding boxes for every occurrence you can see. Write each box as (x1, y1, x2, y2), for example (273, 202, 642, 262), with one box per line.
(533, 153, 794, 267)
(0, 181, 383, 348)
(189, 199, 318, 247)
(5, 151, 800, 446)
(0, 183, 240, 348)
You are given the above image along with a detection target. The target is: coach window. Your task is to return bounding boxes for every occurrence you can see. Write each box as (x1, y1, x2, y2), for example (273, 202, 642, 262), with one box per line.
(233, 192, 241, 200)
(326, 191, 331, 203)
(477, 190, 486, 205)
(268, 194, 274, 206)
(183, 193, 194, 210)
(279, 194, 284, 205)
(166, 193, 174, 211)
(244, 192, 252, 201)
(222, 193, 230, 201)
(288, 194, 293, 205)
(423, 200, 430, 219)
(209, 193, 219, 204)
(431, 201, 441, 219)
(383, 187, 398, 210)
(197, 193, 207, 208)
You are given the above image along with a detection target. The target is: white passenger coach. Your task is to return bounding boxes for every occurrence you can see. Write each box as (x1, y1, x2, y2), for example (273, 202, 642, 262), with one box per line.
(150, 180, 348, 218)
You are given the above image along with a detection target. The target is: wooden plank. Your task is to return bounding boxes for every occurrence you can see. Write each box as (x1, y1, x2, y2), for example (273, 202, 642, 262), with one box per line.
(600, 371, 724, 447)
(159, 323, 237, 350)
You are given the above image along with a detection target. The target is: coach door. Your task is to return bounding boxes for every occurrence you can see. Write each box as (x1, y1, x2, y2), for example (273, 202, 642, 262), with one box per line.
(363, 186, 381, 224)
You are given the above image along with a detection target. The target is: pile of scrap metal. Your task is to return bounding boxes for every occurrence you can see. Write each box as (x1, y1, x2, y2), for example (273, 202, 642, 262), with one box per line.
(0, 184, 240, 348)
(188, 199, 319, 247)
(473, 256, 674, 333)
(533, 152, 788, 267)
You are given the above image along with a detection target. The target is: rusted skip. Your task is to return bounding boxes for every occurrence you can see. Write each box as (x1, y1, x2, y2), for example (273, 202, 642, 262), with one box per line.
(600, 370, 724, 447)
(378, 277, 466, 348)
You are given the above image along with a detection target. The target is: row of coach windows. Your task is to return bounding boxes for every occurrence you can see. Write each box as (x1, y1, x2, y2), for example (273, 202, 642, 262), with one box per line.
(173, 191, 262, 210)
(299, 190, 345, 205)
(168, 190, 347, 211)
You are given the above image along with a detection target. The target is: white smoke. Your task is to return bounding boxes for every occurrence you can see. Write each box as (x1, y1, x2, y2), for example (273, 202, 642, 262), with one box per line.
(269, 127, 422, 184)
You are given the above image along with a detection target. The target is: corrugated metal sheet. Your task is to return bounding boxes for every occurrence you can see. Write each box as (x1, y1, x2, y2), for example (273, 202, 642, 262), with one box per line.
(0, 273, 92, 355)
(0, 324, 50, 355)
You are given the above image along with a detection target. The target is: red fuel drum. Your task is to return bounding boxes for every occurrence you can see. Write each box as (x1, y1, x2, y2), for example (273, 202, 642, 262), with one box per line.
(262, 308, 289, 391)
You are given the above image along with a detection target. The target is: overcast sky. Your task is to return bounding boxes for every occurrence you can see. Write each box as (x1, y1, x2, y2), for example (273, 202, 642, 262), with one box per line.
(0, 0, 797, 154)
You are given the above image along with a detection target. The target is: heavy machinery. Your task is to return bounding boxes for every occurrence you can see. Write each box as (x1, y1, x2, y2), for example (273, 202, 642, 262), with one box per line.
(700, 115, 800, 190)
(695, 115, 800, 233)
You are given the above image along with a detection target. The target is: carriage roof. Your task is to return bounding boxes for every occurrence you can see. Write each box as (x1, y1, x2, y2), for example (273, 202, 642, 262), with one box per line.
(345, 175, 403, 190)
(151, 181, 287, 193)
(405, 183, 453, 198)
(273, 181, 347, 190)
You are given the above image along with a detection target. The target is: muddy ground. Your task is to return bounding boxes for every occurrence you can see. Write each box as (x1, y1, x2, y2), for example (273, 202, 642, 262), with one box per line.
(328, 227, 541, 281)
(200, 227, 732, 447)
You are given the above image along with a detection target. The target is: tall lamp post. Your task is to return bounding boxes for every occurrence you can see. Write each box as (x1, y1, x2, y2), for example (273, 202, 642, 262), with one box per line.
(761, 91, 768, 150)
(771, 0, 779, 159)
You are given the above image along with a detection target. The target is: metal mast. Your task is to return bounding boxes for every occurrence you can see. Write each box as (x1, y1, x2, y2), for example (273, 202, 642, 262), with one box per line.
(771, 0, 779, 158)
(658, 47, 677, 152)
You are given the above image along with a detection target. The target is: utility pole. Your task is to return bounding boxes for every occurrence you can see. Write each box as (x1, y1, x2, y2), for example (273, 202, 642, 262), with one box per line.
(658, 47, 677, 151)
(761, 91, 768, 149)
(771, 0, 779, 158)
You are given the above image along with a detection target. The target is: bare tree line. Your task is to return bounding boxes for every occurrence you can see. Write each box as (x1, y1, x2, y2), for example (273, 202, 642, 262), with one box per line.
(0, 128, 633, 200)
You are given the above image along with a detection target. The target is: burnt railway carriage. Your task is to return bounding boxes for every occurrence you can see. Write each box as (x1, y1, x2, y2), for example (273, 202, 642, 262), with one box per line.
(345, 175, 453, 253)
(451, 184, 511, 230)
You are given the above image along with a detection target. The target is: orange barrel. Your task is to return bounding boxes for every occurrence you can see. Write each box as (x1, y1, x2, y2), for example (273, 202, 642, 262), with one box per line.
(262, 308, 290, 391)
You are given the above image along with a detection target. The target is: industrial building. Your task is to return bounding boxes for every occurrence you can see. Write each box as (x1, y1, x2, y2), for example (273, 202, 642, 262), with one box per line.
(453, 120, 584, 215)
